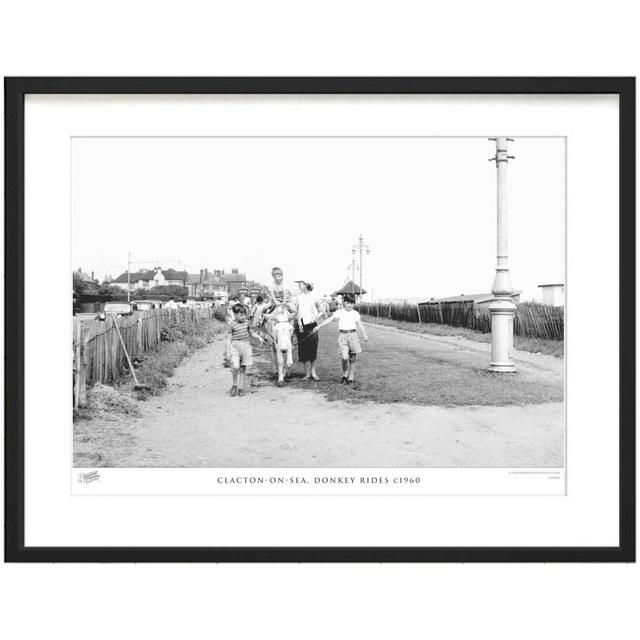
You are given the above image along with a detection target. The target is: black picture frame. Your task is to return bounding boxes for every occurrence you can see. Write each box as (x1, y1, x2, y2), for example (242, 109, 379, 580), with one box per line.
(4, 77, 635, 563)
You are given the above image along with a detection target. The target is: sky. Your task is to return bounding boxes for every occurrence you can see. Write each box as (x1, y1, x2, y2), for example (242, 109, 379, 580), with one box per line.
(71, 136, 565, 301)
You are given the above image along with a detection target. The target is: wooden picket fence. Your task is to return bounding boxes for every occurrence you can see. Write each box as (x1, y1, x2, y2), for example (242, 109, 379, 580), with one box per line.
(73, 306, 217, 409)
(356, 301, 564, 341)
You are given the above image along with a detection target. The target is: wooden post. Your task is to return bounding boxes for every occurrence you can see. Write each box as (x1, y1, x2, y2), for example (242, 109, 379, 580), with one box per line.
(97, 325, 103, 384)
(79, 323, 88, 407)
(416, 303, 422, 323)
(137, 311, 144, 354)
(73, 319, 81, 410)
(110, 316, 119, 382)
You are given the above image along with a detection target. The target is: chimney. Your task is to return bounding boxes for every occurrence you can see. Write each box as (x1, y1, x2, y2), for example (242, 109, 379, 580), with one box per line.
(204, 268, 208, 280)
(199, 269, 203, 283)
(91, 270, 94, 280)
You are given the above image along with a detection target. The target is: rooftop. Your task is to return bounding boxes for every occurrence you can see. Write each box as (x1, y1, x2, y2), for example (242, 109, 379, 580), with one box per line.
(332, 280, 367, 296)
(112, 268, 189, 284)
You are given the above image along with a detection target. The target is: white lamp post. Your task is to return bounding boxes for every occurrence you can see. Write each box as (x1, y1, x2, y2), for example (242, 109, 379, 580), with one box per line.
(488, 137, 517, 373)
(352, 234, 371, 302)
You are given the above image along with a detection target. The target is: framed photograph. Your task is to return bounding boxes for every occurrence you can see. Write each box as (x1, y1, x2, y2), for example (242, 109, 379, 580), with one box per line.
(5, 77, 635, 562)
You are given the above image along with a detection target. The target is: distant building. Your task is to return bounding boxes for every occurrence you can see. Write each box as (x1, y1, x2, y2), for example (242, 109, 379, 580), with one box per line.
(538, 283, 564, 306)
(186, 268, 229, 299)
(73, 267, 99, 291)
(425, 292, 521, 308)
(332, 280, 367, 302)
(111, 267, 189, 292)
(245, 280, 270, 298)
(222, 268, 247, 297)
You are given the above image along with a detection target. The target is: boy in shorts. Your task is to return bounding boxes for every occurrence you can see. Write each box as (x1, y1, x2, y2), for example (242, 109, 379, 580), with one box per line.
(226, 303, 264, 397)
(313, 293, 369, 384)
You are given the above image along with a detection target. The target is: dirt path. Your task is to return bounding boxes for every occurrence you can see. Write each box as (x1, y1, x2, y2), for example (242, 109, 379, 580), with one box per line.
(75, 324, 564, 468)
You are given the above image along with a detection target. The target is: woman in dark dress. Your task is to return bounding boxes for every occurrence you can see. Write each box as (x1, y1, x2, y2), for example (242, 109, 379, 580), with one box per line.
(294, 280, 323, 381)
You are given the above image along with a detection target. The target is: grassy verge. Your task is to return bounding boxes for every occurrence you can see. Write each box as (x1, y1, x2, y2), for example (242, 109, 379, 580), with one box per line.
(76, 318, 225, 415)
(359, 315, 564, 358)
(252, 323, 563, 407)
(73, 384, 143, 466)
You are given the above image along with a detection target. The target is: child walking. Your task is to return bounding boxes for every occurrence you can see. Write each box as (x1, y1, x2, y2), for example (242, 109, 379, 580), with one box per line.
(250, 295, 267, 328)
(226, 303, 264, 397)
(313, 293, 369, 384)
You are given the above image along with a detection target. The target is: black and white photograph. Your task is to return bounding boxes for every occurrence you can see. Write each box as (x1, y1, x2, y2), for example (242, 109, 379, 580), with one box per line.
(6, 78, 632, 563)
(2, 2, 638, 638)
(71, 135, 565, 474)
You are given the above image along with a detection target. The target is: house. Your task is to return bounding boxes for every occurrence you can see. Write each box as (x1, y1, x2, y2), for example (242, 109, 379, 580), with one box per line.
(332, 280, 367, 302)
(111, 267, 189, 292)
(242, 280, 269, 300)
(73, 267, 99, 291)
(538, 283, 564, 306)
(186, 269, 229, 299)
(222, 268, 247, 297)
(425, 291, 521, 307)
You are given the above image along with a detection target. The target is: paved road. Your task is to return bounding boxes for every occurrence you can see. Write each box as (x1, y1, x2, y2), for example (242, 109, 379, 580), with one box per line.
(74, 323, 564, 468)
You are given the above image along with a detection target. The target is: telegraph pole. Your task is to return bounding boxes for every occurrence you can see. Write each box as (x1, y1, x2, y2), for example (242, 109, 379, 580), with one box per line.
(351, 234, 371, 300)
(488, 137, 516, 372)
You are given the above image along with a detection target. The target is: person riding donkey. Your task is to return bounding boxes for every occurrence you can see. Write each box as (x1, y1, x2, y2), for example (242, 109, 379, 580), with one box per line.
(263, 303, 295, 387)
(263, 266, 297, 379)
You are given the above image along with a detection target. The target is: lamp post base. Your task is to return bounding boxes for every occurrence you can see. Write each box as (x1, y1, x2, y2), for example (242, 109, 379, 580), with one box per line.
(488, 297, 517, 373)
(488, 362, 517, 373)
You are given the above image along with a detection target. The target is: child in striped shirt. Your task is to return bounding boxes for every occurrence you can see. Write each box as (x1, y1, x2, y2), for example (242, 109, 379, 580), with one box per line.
(226, 303, 264, 397)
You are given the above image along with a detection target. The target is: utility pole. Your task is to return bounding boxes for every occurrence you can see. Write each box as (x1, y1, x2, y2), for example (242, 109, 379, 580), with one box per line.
(488, 137, 517, 372)
(351, 234, 371, 300)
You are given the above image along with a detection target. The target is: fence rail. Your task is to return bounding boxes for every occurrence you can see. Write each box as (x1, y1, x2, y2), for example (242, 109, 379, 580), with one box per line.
(73, 306, 217, 409)
(356, 301, 564, 341)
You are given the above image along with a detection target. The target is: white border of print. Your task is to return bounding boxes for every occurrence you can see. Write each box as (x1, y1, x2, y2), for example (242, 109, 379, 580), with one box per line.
(24, 94, 618, 548)
(73, 467, 565, 497)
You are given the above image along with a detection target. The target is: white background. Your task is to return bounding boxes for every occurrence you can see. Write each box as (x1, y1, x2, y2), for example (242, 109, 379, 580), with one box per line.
(1, 2, 638, 639)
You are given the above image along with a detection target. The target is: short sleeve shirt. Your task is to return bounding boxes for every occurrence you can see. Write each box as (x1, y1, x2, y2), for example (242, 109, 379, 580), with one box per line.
(332, 309, 361, 331)
(270, 282, 297, 307)
(296, 292, 319, 325)
(228, 319, 250, 341)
